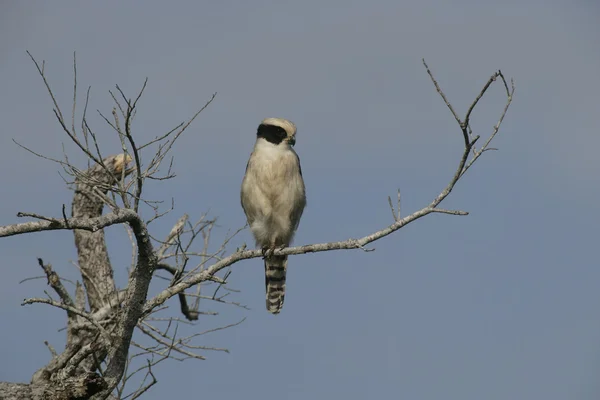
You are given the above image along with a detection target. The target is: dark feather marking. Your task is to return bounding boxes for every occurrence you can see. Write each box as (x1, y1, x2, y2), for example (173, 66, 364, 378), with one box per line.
(295, 152, 303, 177)
(266, 265, 286, 272)
(257, 124, 287, 145)
(266, 276, 286, 283)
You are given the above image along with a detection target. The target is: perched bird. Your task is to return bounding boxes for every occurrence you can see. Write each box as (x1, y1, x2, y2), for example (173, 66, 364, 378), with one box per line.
(241, 117, 306, 314)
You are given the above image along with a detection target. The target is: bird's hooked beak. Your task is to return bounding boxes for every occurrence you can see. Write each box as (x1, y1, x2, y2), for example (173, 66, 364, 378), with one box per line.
(288, 136, 296, 146)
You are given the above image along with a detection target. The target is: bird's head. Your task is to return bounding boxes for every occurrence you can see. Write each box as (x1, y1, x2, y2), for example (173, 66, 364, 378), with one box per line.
(257, 117, 297, 146)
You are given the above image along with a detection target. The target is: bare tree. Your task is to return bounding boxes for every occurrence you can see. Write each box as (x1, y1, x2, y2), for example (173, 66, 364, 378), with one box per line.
(0, 53, 514, 400)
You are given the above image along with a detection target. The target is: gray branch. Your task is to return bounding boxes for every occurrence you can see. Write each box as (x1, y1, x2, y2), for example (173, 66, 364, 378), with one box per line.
(0, 209, 137, 238)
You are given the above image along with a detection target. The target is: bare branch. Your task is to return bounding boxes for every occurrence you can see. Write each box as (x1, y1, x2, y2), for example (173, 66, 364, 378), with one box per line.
(71, 52, 77, 137)
(144, 63, 515, 316)
(138, 92, 216, 151)
(37, 258, 75, 313)
(128, 360, 157, 400)
(119, 79, 147, 212)
(422, 59, 463, 136)
(430, 208, 469, 216)
(387, 196, 396, 221)
(0, 208, 139, 238)
(462, 73, 515, 176)
(137, 323, 205, 360)
(157, 214, 189, 258)
(26, 51, 65, 125)
(154, 263, 200, 321)
(22, 298, 112, 341)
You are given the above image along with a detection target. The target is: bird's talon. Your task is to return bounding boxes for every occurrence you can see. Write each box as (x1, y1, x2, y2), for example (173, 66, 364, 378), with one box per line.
(265, 246, 277, 258)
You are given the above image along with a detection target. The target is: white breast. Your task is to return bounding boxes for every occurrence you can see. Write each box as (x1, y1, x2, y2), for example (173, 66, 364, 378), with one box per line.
(242, 138, 306, 247)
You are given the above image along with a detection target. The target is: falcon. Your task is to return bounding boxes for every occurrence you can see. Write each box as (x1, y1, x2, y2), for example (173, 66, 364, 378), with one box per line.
(241, 117, 306, 314)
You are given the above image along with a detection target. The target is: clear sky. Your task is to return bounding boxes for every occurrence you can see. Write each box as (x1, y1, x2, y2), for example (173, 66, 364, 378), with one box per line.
(1, 1, 599, 399)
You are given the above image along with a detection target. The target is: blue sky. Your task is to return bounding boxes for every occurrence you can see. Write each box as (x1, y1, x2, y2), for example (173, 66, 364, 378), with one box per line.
(1, 1, 599, 399)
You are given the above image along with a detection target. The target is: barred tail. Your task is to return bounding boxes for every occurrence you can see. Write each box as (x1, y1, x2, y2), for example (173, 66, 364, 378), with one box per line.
(265, 255, 287, 314)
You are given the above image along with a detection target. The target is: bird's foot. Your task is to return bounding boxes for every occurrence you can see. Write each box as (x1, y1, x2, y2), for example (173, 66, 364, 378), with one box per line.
(262, 246, 275, 259)
(263, 245, 279, 259)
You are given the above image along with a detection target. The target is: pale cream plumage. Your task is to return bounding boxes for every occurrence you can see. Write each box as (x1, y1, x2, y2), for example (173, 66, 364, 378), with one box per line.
(241, 118, 306, 314)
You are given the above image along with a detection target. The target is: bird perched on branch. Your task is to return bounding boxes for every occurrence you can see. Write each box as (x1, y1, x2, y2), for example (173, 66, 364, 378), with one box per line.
(241, 118, 306, 314)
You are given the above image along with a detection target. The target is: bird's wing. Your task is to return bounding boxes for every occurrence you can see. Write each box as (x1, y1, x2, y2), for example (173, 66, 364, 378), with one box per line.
(241, 152, 270, 226)
(295, 151, 303, 177)
(241, 155, 256, 225)
(289, 151, 306, 232)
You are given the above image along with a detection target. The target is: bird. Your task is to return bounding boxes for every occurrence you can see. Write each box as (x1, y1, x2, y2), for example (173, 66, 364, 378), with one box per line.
(241, 117, 306, 314)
